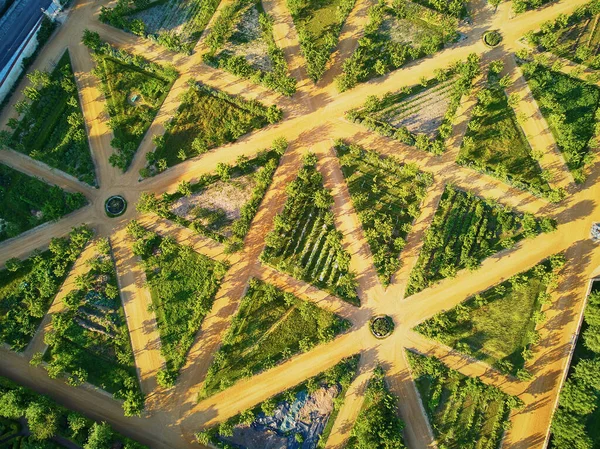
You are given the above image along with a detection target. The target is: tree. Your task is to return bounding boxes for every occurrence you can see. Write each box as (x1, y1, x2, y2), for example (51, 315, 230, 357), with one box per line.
(177, 180, 192, 196)
(25, 399, 59, 440)
(82, 29, 103, 52)
(216, 163, 231, 181)
(84, 422, 113, 449)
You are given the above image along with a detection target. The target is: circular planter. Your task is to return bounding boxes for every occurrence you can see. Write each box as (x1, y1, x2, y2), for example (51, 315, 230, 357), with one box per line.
(483, 30, 502, 48)
(104, 195, 127, 218)
(370, 315, 394, 339)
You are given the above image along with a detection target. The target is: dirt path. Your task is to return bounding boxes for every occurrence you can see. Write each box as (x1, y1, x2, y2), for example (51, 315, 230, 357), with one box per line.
(1, 0, 599, 448)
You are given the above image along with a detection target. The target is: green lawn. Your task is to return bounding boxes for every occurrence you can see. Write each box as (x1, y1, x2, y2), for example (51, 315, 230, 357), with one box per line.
(44, 240, 142, 416)
(7, 51, 96, 185)
(335, 140, 433, 286)
(0, 163, 87, 242)
(126, 221, 227, 386)
(458, 86, 550, 197)
(152, 82, 280, 169)
(0, 226, 92, 351)
(522, 61, 600, 182)
(415, 259, 560, 375)
(347, 367, 406, 449)
(92, 47, 177, 171)
(288, 0, 356, 81)
(405, 185, 554, 296)
(199, 278, 350, 398)
(260, 154, 359, 304)
(407, 351, 521, 449)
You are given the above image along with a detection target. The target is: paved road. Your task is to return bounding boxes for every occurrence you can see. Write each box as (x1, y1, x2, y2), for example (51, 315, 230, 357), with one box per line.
(0, 0, 597, 448)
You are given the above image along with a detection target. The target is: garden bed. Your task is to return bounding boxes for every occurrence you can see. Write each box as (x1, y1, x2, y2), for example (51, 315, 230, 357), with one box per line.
(335, 141, 433, 286)
(260, 153, 359, 305)
(199, 278, 350, 398)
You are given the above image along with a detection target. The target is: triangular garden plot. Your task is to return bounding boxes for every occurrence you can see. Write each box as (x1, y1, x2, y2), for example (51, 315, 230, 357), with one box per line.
(0, 163, 87, 243)
(406, 350, 520, 449)
(334, 140, 433, 287)
(415, 256, 564, 376)
(336, 0, 462, 91)
(148, 81, 281, 171)
(457, 79, 551, 198)
(204, 0, 297, 96)
(261, 154, 359, 305)
(126, 221, 228, 387)
(138, 143, 284, 251)
(347, 366, 406, 448)
(197, 355, 360, 447)
(89, 42, 178, 171)
(0, 226, 92, 351)
(346, 57, 480, 154)
(5, 51, 96, 185)
(199, 278, 351, 398)
(287, 0, 355, 82)
(44, 238, 143, 415)
(405, 185, 556, 296)
(521, 61, 600, 182)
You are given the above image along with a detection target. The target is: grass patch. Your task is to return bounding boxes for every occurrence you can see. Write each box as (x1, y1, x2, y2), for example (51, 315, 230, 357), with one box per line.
(196, 355, 360, 448)
(0, 226, 92, 351)
(0, 163, 87, 242)
(407, 351, 522, 449)
(4, 51, 96, 185)
(347, 366, 406, 448)
(520, 60, 600, 183)
(137, 140, 285, 252)
(204, 0, 296, 95)
(87, 39, 178, 171)
(405, 185, 556, 296)
(336, 0, 460, 91)
(335, 140, 433, 286)
(457, 80, 552, 199)
(99, 0, 221, 54)
(199, 278, 350, 398)
(149, 81, 281, 171)
(287, 0, 356, 82)
(44, 238, 143, 417)
(346, 55, 480, 153)
(126, 220, 227, 387)
(261, 153, 359, 305)
(415, 255, 565, 376)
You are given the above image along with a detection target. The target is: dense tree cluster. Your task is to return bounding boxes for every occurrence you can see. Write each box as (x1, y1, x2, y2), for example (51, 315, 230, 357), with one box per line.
(335, 140, 433, 285)
(512, 0, 556, 14)
(126, 220, 227, 387)
(43, 238, 144, 417)
(406, 185, 557, 296)
(346, 54, 481, 153)
(347, 367, 406, 449)
(197, 355, 360, 448)
(550, 288, 600, 448)
(200, 278, 350, 398)
(148, 80, 281, 170)
(203, 0, 297, 95)
(137, 139, 286, 252)
(0, 52, 96, 185)
(0, 376, 147, 448)
(0, 226, 92, 351)
(416, 255, 566, 377)
(0, 164, 86, 242)
(336, 0, 461, 91)
(408, 351, 523, 449)
(82, 30, 178, 171)
(520, 58, 600, 183)
(261, 153, 359, 304)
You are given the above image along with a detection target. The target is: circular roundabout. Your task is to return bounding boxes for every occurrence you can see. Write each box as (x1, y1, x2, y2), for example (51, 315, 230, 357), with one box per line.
(369, 315, 395, 339)
(104, 195, 127, 217)
(483, 30, 502, 47)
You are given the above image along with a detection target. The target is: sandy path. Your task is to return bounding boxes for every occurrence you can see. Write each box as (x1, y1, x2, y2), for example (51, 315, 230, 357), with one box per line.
(0, 1, 598, 449)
